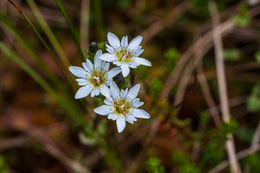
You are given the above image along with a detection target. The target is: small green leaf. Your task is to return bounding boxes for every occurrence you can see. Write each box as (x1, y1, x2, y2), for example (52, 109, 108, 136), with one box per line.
(79, 132, 97, 145)
(0, 156, 8, 173)
(134, 66, 149, 81)
(223, 49, 241, 61)
(247, 84, 260, 112)
(149, 79, 163, 98)
(244, 154, 260, 172)
(255, 51, 260, 63)
(146, 157, 165, 173)
(232, 4, 250, 27)
(163, 47, 179, 72)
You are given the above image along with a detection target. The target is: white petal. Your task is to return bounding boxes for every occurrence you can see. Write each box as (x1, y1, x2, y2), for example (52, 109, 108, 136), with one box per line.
(76, 78, 87, 83)
(121, 36, 128, 48)
(99, 53, 116, 62)
(129, 61, 139, 68)
(116, 116, 126, 133)
(107, 32, 121, 49)
(126, 115, 137, 124)
(108, 113, 116, 120)
(134, 47, 144, 56)
(86, 59, 94, 71)
(112, 114, 118, 120)
(127, 84, 140, 100)
(82, 62, 91, 72)
(113, 61, 122, 66)
(76, 79, 89, 86)
(106, 44, 115, 54)
(69, 66, 88, 78)
(128, 36, 142, 50)
(103, 62, 110, 72)
(91, 89, 100, 97)
(94, 105, 112, 115)
(94, 49, 103, 68)
(120, 88, 128, 98)
(110, 82, 120, 99)
(75, 85, 92, 99)
(100, 86, 111, 98)
(104, 97, 113, 105)
(132, 109, 150, 119)
(120, 89, 126, 98)
(132, 101, 144, 108)
(134, 57, 151, 66)
(121, 64, 130, 77)
(107, 67, 121, 79)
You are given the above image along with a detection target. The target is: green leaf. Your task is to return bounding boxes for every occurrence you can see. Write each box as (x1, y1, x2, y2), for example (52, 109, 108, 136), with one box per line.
(244, 154, 260, 172)
(0, 43, 85, 127)
(149, 79, 163, 98)
(255, 51, 260, 63)
(235, 127, 254, 143)
(146, 157, 165, 173)
(134, 66, 149, 81)
(163, 47, 179, 72)
(172, 152, 189, 165)
(232, 3, 250, 27)
(0, 156, 9, 173)
(247, 84, 260, 112)
(223, 49, 241, 61)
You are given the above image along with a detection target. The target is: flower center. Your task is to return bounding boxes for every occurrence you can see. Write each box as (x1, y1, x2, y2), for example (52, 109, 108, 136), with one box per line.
(113, 99, 131, 116)
(115, 49, 133, 63)
(89, 70, 106, 88)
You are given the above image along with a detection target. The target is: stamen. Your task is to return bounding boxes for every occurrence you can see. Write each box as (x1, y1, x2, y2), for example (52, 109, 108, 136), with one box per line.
(116, 49, 133, 63)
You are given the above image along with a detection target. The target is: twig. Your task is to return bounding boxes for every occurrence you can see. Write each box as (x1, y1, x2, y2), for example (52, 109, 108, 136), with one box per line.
(210, 2, 241, 173)
(26, 128, 91, 173)
(207, 95, 248, 117)
(209, 145, 260, 173)
(251, 120, 260, 151)
(196, 59, 221, 127)
(141, 1, 191, 44)
(160, 18, 235, 101)
(0, 136, 31, 151)
(209, 120, 260, 173)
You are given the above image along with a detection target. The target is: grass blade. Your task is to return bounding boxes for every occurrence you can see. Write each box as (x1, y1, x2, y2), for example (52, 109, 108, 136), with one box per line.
(56, 0, 85, 62)
(26, 0, 71, 68)
(7, 0, 76, 92)
(0, 11, 60, 88)
(0, 42, 87, 127)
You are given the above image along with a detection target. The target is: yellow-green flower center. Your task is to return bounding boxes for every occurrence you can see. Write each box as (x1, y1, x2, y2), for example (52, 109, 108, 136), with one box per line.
(113, 99, 131, 116)
(115, 49, 132, 63)
(89, 70, 106, 88)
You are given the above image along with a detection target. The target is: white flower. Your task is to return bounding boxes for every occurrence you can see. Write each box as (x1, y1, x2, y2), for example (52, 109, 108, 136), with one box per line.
(69, 50, 121, 99)
(99, 32, 152, 77)
(94, 82, 150, 133)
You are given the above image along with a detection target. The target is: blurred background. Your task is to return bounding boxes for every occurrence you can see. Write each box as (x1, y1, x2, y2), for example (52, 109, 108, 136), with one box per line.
(1, 0, 260, 172)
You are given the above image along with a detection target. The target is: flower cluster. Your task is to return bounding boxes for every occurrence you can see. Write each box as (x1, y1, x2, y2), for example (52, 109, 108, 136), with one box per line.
(69, 32, 151, 133)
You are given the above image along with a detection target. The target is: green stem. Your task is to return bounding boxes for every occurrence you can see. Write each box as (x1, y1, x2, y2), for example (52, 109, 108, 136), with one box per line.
(93, 0, 104, 41)
(56, 0, 85, 62)
(0, 11, 59, 89)
(7, 0, 76, 92)
(26, 0, 71, 68)
(0, 42, 87, 127)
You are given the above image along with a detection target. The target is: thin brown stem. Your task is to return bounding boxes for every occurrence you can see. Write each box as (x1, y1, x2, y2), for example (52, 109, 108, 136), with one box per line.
(141, 1, 191, 44)
(196, 60, 221, 127)
(210, 2, 241, 173)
